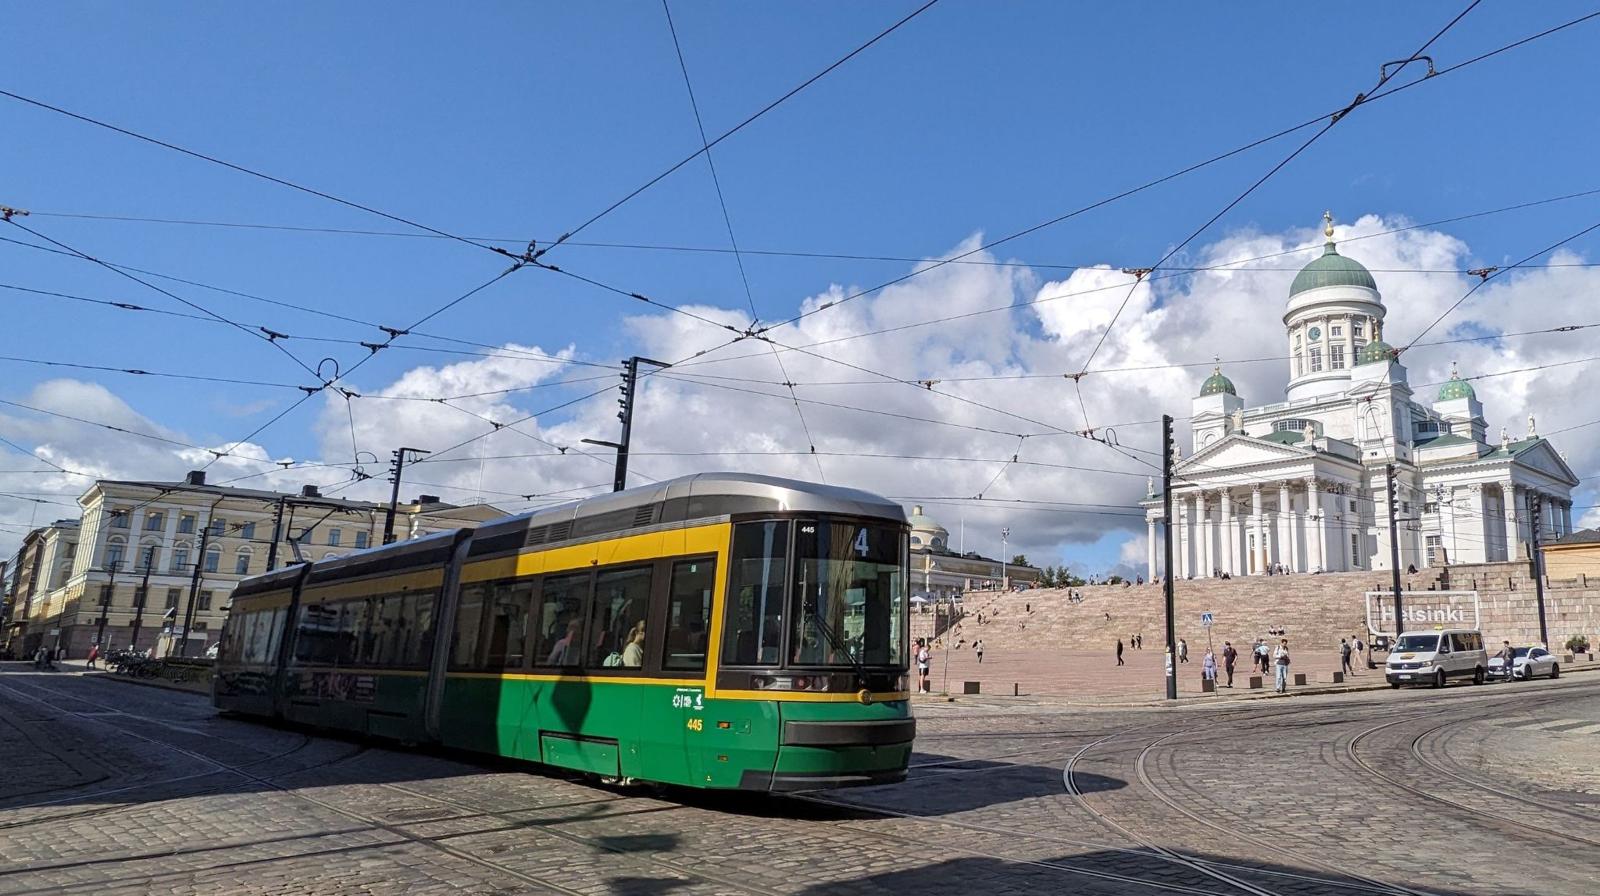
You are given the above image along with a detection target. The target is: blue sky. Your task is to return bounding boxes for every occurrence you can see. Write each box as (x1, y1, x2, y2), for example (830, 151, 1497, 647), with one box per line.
(5, 2, 1600, 571)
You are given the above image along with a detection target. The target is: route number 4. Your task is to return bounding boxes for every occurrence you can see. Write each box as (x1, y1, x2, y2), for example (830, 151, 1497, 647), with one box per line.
(854, 528, 869, 556)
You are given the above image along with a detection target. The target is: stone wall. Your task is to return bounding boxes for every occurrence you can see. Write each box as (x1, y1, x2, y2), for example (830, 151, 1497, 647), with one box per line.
(944, 560, 1600, 656)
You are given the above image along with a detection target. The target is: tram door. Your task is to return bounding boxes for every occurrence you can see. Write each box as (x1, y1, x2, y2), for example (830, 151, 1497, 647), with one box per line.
(651, 557, 719, 786)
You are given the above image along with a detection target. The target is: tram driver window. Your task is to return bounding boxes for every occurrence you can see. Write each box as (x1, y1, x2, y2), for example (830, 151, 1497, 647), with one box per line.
(723, 521, 789, 666)
(664, 559, 716, 671)
(588, 566, 652, 669)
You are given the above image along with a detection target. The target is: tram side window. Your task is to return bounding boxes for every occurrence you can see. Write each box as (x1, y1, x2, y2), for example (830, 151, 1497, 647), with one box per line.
(483, 581, 535, 669)
(664, 559, 715, 671)
(451, 585, 489, 668)
(723, 521, 789, 666)
(410, 591, 436, 666)
(295, 604, 341, 664)
(265, 607, 286, 664)
(536, 573, 589, 667)
(243, 611, 271, 664)
(365, 593, 405, 667)
(336, 599, 367, 666)
(588, 566, 652, 669)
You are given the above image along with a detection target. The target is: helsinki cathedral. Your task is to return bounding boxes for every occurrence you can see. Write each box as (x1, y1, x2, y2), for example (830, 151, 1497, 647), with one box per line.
(1142, 213, 1578, 579)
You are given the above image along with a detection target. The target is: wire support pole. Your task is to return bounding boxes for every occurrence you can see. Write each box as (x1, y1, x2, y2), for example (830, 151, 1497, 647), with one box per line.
(1530, 497, 1548, 646)
(383, 447, 431, 545)
(93, 563, 118, 649)
(1162, 414, 1177, 701)
(1387, 464, 1404, 636)
(178, 521, 213, 658)
(585, 356, 671, 492)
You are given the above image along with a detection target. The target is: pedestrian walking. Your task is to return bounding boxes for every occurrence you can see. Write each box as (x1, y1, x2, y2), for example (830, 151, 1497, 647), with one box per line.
(1202, 648, 1217, 683)
(1339, 638, 1352, 674)
(975, 640, 985, 664)
(1273, 639, 1291, 693)
(1353, 635, 1366, 670)
(1497, 640, 1516, 681)
(1136, 633, 1143, 650)
(1222, 641, 1237, 688)
(86, 643, 100, 670)
(1115, 638, 1125, 666)
(1178, 638, 1189, 663)
(915, 638, 931, 693)
(1255, 639, 1270, 675)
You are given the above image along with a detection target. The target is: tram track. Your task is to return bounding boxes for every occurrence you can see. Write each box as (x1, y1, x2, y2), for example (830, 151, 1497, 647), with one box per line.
(1343, 699, 1600, 850)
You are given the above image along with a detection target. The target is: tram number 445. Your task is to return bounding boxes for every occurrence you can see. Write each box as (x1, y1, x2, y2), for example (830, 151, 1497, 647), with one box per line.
(686, 718, 703, 732)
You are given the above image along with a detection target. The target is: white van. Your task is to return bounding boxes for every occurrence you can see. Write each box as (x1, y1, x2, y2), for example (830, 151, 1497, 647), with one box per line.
(1385, 629, 1488, 689)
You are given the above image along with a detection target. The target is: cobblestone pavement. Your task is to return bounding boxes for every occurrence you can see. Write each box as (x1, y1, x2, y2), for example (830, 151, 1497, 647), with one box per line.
(2, 664, 1597, 895)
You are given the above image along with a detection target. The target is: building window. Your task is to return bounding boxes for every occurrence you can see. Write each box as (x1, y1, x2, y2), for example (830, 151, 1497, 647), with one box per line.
(1349, 499, 1357, 512)
(1423, 501, 1439, 514)
(1402, 502, 1410, 516)
(355, 531, 369, 549)
(111, 509, 129, 529)
(1351, 533, 1361, 566)
(139, 545, 158, 571)
(99, 585, 113, 606)
(199, 591, 213, 611)
(166, 588, 181, 609)
(1309, 348, 1323, 372)
(204, 550, 220, 573)
(1331, 325, 1342, 337)
(1295, 355, 1304, 377)
(328, 528, 342, 547)
(106, 542, 125, 570)
(192, 621, 208, 631)
(234, 553, 251, 575)
(1426, 535, 1442, 565)
(178, 514, 196, 534)
(132, 587, 147, 609)
(1331, 344, 1345, 369)
(241, 522, 256, 540)
(145, 512, 164, 531)
(1353, 321, 1365, 338)
(171, 547, 189, 573)
(209, 518, 225, 537)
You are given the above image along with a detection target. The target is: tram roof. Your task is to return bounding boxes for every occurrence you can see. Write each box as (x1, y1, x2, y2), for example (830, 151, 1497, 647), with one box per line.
(467, 472, 906, 558)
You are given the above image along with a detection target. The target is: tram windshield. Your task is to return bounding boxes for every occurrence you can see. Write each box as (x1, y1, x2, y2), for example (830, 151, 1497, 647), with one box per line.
(789, 519, 906, 668)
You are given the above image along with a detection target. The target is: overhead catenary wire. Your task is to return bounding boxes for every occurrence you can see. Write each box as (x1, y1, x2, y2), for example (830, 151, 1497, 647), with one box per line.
(661, 0, 825, 483)
(1078, 1, 1483, 376)
(543, 0, 942, 256)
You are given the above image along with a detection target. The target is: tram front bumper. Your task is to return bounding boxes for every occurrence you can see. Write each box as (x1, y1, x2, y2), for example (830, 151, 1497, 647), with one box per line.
(739, 716, 915, 791)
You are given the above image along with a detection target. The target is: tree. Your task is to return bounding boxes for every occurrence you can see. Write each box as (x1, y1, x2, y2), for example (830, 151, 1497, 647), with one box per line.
(1011, 554, 1029, 568)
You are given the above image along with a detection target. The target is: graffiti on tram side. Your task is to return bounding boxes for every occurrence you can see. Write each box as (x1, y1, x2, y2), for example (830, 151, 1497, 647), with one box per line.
(298, 670, 377, 703)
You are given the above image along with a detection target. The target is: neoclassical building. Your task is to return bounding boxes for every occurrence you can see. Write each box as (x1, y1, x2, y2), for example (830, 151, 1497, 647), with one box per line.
(1142, 214, 1579, 579)
(908, 506, 1040, 598)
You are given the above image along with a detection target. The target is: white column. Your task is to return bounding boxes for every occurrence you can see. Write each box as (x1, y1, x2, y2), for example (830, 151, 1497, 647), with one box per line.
(1306, 477, 1324, 572)
(1251, 485, 1265, 575)
(1177, 497, 1190, 579)
(1276, 482, 1292, 571)
(1196, 491, 1211, 577)
(1147, 516, 1158, 580)
(1504, 482, 1522, 561)
(1219, 488, 1234, 575)
(1562, 501, 1574, 536)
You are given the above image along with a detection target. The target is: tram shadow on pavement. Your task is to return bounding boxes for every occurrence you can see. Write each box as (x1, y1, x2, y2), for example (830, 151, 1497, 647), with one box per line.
(790, 849, 1459, 896)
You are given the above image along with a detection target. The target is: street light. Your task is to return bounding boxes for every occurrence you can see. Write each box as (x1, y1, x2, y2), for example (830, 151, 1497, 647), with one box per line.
(1000, 527, 1010, 590)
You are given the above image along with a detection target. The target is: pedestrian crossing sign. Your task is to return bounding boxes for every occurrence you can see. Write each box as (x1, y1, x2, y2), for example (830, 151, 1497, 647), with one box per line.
(1200, 612, 1214, 627)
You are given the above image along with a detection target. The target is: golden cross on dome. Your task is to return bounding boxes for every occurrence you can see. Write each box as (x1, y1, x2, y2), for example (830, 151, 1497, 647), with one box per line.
(1323, 210, 1335, 240)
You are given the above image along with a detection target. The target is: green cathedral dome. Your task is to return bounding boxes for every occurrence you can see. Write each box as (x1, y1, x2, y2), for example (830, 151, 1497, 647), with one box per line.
(1437, 365, 1476, 401)
(1357, 339, 1396, 366)
(1289, 242, 1378, 297)
(1198, 367, 1236, 397)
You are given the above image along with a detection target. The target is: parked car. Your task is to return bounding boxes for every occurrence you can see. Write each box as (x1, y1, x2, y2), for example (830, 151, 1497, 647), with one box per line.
(1488, 645, 1559, 681)
(1386, 629, 1488, 688)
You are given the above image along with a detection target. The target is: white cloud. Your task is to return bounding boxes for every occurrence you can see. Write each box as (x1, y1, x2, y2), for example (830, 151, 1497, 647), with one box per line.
(6, 218, 1597, 566)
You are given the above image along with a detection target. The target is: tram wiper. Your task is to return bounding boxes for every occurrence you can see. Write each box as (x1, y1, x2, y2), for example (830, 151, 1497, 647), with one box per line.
(807, 601, 868, 691)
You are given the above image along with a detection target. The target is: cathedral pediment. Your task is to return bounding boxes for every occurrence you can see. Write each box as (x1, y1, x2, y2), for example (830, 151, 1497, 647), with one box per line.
(1177, 433, 1310, 474)
(1507, 438, 1580, 485)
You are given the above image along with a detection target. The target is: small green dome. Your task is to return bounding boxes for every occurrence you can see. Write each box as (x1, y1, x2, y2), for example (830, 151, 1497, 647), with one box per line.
(1437, 364, 1476, 401)
(1357, 339, 1396, 366)
(1199, 367, 1236, 397)
(1289, 242, 1378, 297)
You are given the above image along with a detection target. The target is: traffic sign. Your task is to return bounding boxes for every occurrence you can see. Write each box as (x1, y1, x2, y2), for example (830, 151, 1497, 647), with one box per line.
(1200, 612, 1214, 628)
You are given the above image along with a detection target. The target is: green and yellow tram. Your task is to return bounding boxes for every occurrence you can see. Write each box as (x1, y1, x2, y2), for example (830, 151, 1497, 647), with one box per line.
(215, 473, 914, 790)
